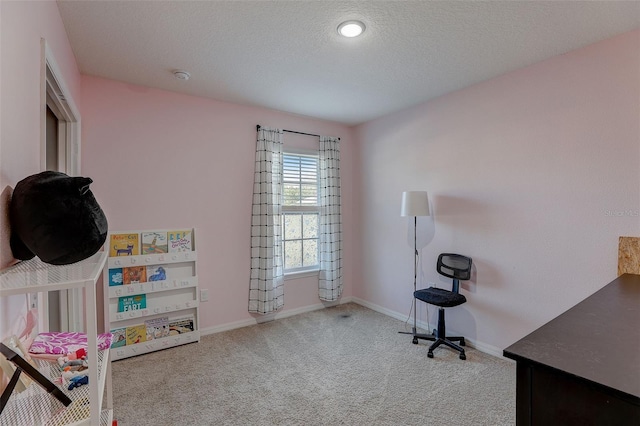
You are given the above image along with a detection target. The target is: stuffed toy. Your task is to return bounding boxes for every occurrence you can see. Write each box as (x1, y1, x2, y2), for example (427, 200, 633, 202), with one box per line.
(9, 171, 108, 265)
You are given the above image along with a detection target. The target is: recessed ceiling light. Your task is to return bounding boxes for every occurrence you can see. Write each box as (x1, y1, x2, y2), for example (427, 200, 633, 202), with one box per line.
(337, 20, 365, 38)
(173, 70, 191, 81)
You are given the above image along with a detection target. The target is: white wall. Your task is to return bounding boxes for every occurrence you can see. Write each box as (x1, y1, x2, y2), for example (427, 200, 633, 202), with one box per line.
(0, 0, 82, 338)
(353, 29, 640, 353)
(80, 76, 357, 332)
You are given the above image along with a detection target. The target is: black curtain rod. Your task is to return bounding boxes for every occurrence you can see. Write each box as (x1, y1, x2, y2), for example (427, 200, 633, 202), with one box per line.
(256, 125, 340, 140)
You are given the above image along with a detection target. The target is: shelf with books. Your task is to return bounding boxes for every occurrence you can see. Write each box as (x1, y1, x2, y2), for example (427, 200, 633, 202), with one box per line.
(110, 298, 199, 322)
(107, 276, 198, 298)
(104, 229, 199, 361)
(0, 253, 111, 426)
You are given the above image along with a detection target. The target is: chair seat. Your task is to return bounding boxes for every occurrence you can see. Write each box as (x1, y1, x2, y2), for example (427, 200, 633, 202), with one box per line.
(414, 287, 466, 308)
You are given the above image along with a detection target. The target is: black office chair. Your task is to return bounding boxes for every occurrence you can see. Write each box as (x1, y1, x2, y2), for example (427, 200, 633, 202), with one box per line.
(413, 253, 472, 360)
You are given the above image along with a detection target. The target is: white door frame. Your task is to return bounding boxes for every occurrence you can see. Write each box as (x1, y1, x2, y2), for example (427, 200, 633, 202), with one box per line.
(39, 38, 83, 332)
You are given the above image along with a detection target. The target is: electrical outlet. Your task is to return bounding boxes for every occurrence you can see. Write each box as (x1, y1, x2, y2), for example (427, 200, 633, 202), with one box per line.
(200, 289, 209, 302)
(29, 293, 38, 309)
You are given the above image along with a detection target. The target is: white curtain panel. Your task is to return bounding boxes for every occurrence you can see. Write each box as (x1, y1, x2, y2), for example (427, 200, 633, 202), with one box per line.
(249, 127, 285, 314)
(318, 136, 343, 301)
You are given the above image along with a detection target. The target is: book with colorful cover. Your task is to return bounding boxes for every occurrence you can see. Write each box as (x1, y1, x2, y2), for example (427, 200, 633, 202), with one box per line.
(146, 264, 167, 282)
(168, 229, 193, 252)
(145, 317, 170, 340)
(123, 266, 147, 284)
(117, 294, 147, 312)
(110, 328, 127, 348)
(109, 233, 140, 257)
(108, 268, 123, 286)
(125, 324, 146, 346)
(141, 231, 168, 254)
(168, 316, 195, 335)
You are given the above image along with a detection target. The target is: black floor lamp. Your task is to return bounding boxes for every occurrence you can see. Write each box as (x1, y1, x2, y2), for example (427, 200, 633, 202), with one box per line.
(398, 191, 430, 339)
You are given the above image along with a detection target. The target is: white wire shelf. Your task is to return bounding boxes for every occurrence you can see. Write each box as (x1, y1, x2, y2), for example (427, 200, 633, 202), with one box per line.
(0, 349, 111, 426)
(0, 252, 107, 297)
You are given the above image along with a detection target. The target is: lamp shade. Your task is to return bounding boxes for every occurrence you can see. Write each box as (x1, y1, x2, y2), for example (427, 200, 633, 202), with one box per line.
(401, 191, 430, 217)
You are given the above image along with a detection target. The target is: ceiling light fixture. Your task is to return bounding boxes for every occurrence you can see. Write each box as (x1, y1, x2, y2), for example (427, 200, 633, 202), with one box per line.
(337, 20, 365, 38)
(173, 70, 191, 81)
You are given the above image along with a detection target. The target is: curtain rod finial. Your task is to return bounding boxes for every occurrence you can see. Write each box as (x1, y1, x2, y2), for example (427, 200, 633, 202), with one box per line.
(256, 125, 261, 131)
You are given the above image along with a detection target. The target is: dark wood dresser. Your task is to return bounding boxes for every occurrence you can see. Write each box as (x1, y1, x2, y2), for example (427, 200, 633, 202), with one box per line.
(504, 273, 640, 425)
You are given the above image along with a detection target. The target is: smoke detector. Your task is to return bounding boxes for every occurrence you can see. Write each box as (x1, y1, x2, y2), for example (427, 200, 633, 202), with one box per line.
(173, 70, 191, 81)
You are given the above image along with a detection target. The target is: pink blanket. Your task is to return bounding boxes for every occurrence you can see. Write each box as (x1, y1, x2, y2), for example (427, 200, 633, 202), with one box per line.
(29, 332, 112, 355)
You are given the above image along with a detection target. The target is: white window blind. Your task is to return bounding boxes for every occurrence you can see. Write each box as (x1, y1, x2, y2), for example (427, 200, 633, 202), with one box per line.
(282, 153, 319, 273)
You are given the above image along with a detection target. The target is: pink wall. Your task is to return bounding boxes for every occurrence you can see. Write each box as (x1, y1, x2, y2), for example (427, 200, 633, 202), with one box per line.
(353, 29, 640, 354)
(80, 76, 356, 331)
(1, 0, 638, 357)
(0, 0, 82, 268)
(0, 0, 82, 336)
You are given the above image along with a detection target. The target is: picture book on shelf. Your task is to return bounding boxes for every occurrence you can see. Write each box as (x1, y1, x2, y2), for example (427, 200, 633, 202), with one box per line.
(146, 264, 167, 282)
(108, 268, 123, 286)
(168, 316, 195, 335)
(145, 317, 170, 340)
(125, 324, 146, 346)
(123, 266, 147, 284)
(168, 229, 193, 252)
(109, 233, 140, 257)
(110, 328, 127, 348)
(141, 231, 168, 254)
(118, 294, 147, 312)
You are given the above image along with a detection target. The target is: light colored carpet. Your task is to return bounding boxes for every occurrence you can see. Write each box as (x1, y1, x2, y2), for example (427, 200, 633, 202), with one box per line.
(111, 303, 515, 425)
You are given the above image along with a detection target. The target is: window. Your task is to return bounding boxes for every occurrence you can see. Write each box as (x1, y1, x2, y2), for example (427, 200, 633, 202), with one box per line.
(282, 153, 319, 273)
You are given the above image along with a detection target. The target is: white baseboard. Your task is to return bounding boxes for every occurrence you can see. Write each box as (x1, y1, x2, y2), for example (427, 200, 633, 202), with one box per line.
(199, 296, 355, 336)
(199, 296, 508, 360)
(349, 297, 508, 359)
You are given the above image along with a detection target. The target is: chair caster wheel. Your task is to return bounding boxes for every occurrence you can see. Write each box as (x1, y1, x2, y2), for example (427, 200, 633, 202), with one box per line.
(460, 340, 465, 347)
(412, 337, 418, 344)
(459, 353, 466, 360)
(427, 352, 434, 358)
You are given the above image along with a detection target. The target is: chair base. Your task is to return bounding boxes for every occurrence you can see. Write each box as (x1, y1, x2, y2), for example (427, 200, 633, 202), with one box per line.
(411, 307, 466, 360)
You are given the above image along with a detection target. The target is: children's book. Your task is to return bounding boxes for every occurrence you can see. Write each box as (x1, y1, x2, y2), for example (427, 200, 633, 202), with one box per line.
(110, 328, 127, 348)
(145, 317, 170, 340)
(125, 324, 146, 346)
(108, 268, 123, 286)
(168, 316, 195, 335)
(141, 231, 168, 254)
(147, 265, 167, 282)
(123, 266, 147, 284)
(117, 294, 147, 312)
(109, 233, 140, 257)
(146, 264, 167, 282)
(168, 229, 193, 252)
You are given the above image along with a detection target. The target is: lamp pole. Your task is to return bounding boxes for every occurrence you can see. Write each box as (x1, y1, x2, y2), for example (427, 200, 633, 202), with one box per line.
(399, 191, 429, 340)
(412, 215, 417, 334)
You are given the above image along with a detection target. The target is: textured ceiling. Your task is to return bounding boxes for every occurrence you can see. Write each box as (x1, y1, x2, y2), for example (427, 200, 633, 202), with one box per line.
(57, 1, 640, 125)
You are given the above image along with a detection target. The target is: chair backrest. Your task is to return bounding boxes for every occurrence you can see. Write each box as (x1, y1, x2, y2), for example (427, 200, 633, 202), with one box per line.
(437, 253, 472, 293)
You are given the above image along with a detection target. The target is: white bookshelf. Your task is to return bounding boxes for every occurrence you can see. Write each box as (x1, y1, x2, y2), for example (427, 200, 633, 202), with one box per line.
(104, 229, 200, 361)
(0, 251, 112, 425)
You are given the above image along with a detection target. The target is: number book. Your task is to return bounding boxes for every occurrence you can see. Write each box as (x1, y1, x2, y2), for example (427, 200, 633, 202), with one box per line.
(117, 294, 147, 312)
(168, 316, 195, 335)
(110, 328, 127, 348)
(109, 233, 140, 257)
(123, 266, 147, 284)
(108, 268, 123, 286)
(168, 229, 193, 252)
(141, 231, 168, 254)
(125, 324, 146, 346)
(145, 317, 170, 340)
